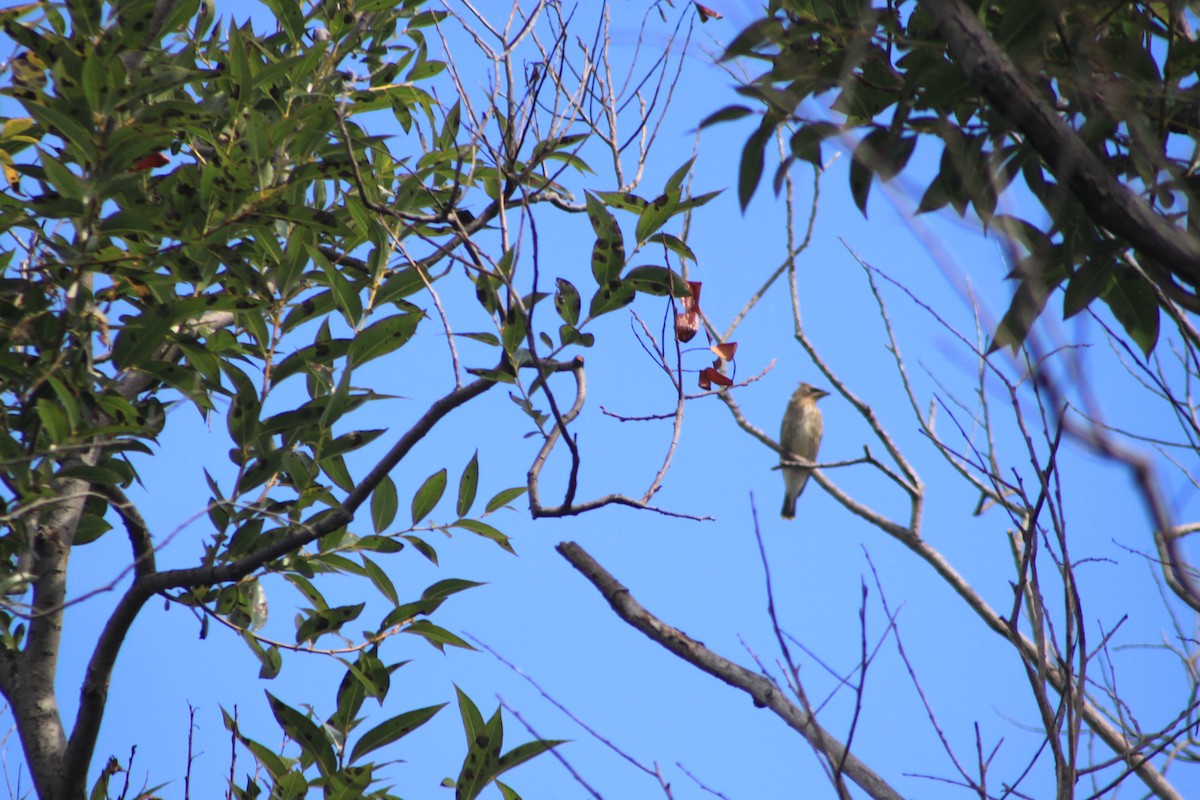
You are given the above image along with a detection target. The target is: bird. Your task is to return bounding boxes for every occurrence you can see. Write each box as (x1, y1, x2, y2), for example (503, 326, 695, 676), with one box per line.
(780, 382, 829, 519)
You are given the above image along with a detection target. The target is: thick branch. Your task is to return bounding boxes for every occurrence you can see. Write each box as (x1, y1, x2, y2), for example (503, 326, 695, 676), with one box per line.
(557, 541, 905, 800)
(11, 477, 84, 800)
(919, 0, 1200, 286)
(5, 309, 241, 797)
(97, 484, 155, 579)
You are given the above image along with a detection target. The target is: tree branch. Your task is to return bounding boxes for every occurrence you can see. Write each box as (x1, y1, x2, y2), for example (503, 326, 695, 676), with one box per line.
(919, 0, 1200, 287)
(556, 541, 905, 800)
(61, 369, 504, 796)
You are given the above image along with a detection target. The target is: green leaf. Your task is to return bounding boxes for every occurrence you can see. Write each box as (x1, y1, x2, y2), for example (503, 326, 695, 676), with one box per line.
(738, 117, 774, 211)
(591, 191, 647, 213)
(281, 292, 337, 334)
(112, 309, 176, 371)
(849, 141, 873, 216)
(330, 651, 392, 735)
(554, 278, 580, 326)
(408, 60, 447, 82)
(26, 101, 95, 160)
(284, 574, 329, 613)
(378, 267, 433, 304)
(382, 578, 484, 627)
(175, 339, 223, 389)
(496, 738, 566, 777)
(453, 518, 514, 553)
(349, 310, 423, 365)
(586, 193, 625, 284)
(36, 398, 67, 443)
(223, 708, 294, 780)
(318, 429, 386, 461)
(699, 104, 754, 128)
(625, 265, 690, 297)
(501, 307, 528, 354)
(349, 704, 446, 763)
(790, 122, 839, 167)
(242, 631, 282, 680)
(484, 486, 527, 514)
(644, 233, 696, 262)
(311, 245, 363, 326)
(321, 454, 355, 493)
(88, 762, 114, 800)
(674, 189, 722, 214)
(1063, 261, 1111, 319)
(543, 149, 593, 174)
(726, 14, 785, 56)
(330, 653, 376, 732)
(422, 577, 483, 606)
(916, 173, 950, 214)
(587, 280, 635, 318)
(460, 331, 500, 346)
(361, 554, 399, 606)
(357, 535, 405, 554)
(664, 157, 695, 195)
(457, 452, 479, 517)
(1102, 267, 1160, 356)
(411, 468, 447, 525)
(559, 324, 595, 348)
(634, 191, 679, 243)
(266, 692, 336, 776)
(371, 476, 398, 534)
(223, 365, 261, 448)
(998, 0, 1052, 56)
(295, 603, 365, 645)
(73, 512, 113, 545)
(136, 360, 214, 413)
(403, 619, 474, 652)
(39, 148, 86, 199)
(455, 685, 485, 741)
(989, 279, 1049, 354)
(891, 136, 919, 180)
(260, 0, 306, 40)
(454, 701, 504, 800)
(323, 767, 370, 797)
(473, 271, 503, 315)
(410, 9, 451, 28)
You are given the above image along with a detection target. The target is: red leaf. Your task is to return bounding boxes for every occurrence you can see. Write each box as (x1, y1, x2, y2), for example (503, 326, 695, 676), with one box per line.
(675, 310, 699, 343)
(130, 152, 169, 172)
(698, 363, 732, 389)
(695, 3, 723, 22)
(674, 281, 703, 343)
(711, 341, 737, 361)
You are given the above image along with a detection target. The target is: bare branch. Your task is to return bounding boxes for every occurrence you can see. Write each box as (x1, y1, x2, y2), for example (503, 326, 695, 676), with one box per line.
(557, 540, 906, 800)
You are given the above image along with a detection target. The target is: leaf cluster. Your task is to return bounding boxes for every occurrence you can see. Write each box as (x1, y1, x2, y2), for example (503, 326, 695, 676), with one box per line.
(714, 0, 1200, 354)
(0, 0, 719, 796)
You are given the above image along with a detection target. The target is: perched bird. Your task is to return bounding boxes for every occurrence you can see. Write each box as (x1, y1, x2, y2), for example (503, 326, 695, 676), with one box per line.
(780, 382, 829, 519)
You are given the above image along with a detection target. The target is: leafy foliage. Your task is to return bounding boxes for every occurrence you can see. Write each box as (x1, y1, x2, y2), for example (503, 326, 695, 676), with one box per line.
(0, 0, 708, 796)
(717, 0, 1200, 355)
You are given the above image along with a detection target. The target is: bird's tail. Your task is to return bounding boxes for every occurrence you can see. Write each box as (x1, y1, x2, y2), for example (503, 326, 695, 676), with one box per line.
(781, 469, 809, 520)
(781, 491, 797, 519)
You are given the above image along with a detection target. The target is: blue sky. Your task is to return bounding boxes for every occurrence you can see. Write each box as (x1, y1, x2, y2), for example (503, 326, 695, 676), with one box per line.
(2, 1, 1198, 798)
